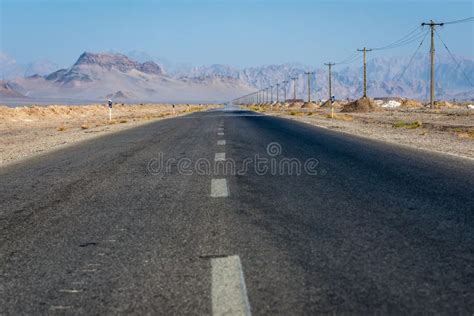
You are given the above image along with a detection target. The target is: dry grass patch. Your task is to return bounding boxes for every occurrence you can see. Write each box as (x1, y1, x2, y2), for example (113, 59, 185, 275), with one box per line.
(80, 124, 90, 130)
(392, 120, 422, 129)
(288, 111, 305, 116)
(455, 128, 474, 139)
(248, 105, 266, 112)
(325, 113, 353, 121)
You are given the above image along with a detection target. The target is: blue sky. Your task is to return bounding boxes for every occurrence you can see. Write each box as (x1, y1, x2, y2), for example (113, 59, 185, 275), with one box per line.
(1, 0, 472, 68)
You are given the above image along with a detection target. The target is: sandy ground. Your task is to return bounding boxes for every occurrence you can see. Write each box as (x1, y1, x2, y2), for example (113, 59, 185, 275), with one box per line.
(0, 103, 220, 166)
(246, 104, 474, 160)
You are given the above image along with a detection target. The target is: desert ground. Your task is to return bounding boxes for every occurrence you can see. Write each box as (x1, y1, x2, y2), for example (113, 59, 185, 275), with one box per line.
(242, 99, 474, 160)
(0, 103, 220, 166)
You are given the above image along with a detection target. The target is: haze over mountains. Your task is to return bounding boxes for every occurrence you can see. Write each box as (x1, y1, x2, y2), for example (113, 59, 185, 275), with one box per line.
(1, 52, 254, 103)
(0, 52, 59, 79)
(179, 54, 473, 101)
(0, 51, 473, 103)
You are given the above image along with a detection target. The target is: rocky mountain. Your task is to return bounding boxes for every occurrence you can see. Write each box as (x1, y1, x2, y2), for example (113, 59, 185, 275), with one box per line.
(180, 55, 474, 101)
(73, 52, 164, 75)
(0, 80, 25, 98)
(2, 51, 472, 103)
(3, 52, 254, 103)
(125, 50, 192, 75)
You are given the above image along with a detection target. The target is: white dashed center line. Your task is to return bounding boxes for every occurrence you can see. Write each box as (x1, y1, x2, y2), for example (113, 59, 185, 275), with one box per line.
(218, 132, 224, 136)
(214, 153, 226, 161)
(210, 179, 229, 197)
(217, 140, 226, 146)
(59, 289, 83, 293)
(50, 306, 73, 310)
(211, 255, 251, 316)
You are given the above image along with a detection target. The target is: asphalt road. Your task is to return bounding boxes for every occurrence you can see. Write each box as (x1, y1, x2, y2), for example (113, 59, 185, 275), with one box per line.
(1, 106, 473, 315)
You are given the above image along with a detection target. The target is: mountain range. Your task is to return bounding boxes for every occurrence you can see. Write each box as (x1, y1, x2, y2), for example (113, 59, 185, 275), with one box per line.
(178, 54, 473, 101)
(0, 52, 59, 80)
(1, 52, 254, 103)
(0, 51, 473, 103)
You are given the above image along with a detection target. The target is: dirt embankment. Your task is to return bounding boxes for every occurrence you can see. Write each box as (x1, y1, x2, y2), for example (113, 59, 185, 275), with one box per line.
(243, 102, 474, 160)
(0, 103, 220, 166)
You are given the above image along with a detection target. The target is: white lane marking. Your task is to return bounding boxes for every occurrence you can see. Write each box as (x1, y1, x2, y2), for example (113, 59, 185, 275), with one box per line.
(218, 132, 224, 136)
(218, 127, 224, 131)
(211, 179, 228, 197)
(211, 255, 251, 316)
(50, 306, 73, 310)
(59, 289, 83, 293)
(217, 140, 226, 146)
(215, 153, 226, 161)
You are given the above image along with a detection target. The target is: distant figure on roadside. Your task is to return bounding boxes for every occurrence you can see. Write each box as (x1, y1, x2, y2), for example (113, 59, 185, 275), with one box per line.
(331, 96, 336, 103)
(172, 104, 176, 115)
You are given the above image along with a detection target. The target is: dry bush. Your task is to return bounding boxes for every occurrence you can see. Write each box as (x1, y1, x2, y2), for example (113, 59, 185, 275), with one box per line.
(341, 97, 378, 113)
(401, 99, 422, 108)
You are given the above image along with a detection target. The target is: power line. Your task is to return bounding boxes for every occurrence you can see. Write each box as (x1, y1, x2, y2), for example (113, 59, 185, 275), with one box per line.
(372, 25, 424, 51)
(443, 16, 474, 25)
(435, 29, 474, 87)
(338, 53, 362, 65)
(334, 51, 359, 65)
(372, 30, 427, 51)
(393, 30, 430, 85)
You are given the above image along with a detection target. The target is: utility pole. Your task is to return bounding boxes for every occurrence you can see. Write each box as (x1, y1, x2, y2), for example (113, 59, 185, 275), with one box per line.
(270, 85, 274, 103)
(291, 77, 297, 101)
(282, 81, 288, 101)
(357, 47, 372, 97)
(324, 62, 335, 103)
(276, 83, 280, 102)
(422, 20, 444, 107)
(304, 71, 315, 102)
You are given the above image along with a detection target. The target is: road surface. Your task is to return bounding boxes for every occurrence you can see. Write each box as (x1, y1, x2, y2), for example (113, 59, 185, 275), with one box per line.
(1, 107, 473, 315)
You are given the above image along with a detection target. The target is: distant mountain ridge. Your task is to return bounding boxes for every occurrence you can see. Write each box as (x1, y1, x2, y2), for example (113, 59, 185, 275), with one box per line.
(1, 52, 254, 102)
(178, 55, 473, 100)
(74, 52, 164, 75)
(0, 52, 58, 79)
(1, 51, 473, 102)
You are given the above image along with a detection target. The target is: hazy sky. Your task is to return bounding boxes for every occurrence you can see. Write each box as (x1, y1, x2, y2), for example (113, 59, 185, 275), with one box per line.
(1, 0, 473, 68)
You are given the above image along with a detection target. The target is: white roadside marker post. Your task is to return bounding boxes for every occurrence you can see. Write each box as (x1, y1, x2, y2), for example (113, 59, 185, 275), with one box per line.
(107, 99, 113, 121)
